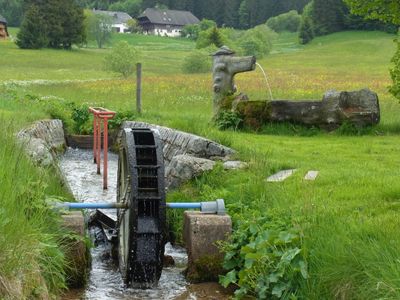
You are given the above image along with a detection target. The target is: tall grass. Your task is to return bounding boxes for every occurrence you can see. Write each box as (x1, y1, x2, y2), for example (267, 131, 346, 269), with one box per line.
(0, 122, 69, 298)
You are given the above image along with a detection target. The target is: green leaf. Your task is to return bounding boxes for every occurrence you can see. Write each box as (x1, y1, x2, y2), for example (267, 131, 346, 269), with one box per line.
(299, 260, 308, 279)
(272, 282, 289, 298)
(220, 270, 237, 287)
(268, 272, 280, 283)
(281, 247, 301, 264)
(249, 223, 258, 234)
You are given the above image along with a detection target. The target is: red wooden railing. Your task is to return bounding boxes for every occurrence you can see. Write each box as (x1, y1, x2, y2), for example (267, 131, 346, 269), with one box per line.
(89, 107, 116, 190)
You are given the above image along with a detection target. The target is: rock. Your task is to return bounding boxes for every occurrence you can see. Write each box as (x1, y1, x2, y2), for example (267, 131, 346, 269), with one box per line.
(165, 155, 216, 189)
(183, 211, 232, 283)
(304, 170, 319, 180)
(267, 169, 296, 182)
(163, 255, 175, 267)
(17, 119, 66, 167)
(223, 160, 248, 170)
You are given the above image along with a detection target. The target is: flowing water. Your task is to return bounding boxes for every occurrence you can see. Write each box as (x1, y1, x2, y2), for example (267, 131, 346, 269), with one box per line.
(60, 148, 189, 299)
(255, 62, 274, 101)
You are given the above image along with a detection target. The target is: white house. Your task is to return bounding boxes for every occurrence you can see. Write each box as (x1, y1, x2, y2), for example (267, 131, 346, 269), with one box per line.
(93, 10, 133, 33)
(138, 8, 200, 37)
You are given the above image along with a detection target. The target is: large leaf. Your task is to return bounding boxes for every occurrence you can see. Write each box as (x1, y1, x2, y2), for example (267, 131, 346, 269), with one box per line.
(220, 270, 237, 288)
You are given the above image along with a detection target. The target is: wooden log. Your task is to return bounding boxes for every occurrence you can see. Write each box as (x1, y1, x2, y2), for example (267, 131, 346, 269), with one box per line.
(235, 88, 380, 130)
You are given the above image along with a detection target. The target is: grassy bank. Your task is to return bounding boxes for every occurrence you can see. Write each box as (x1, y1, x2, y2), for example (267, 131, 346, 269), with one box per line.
(0, 123, 73, 298)
(1, 30, 400, 298)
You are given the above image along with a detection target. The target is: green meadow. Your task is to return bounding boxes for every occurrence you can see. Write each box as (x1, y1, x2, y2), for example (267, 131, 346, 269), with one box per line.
(1, 29, 400, 298)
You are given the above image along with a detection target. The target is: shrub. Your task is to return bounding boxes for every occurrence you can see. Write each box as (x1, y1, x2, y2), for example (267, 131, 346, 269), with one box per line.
(181, 19, 216, 40)
(219, 213, 308, 299)
(182, 50, 212, 73)
(266, 10, 301, 32)
(104, 41, 140, 78)
(238, 25, 276, 58)
(214, 111, 243, 130)
(196, 27, 226, 49)
(389, 38, 400, 101)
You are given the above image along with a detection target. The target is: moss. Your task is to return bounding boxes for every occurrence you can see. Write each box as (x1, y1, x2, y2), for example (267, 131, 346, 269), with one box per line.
(186, 254, 225, 283)
(236, 101, 271, 130)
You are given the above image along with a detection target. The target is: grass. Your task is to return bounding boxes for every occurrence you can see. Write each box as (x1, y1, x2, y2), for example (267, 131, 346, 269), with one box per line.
(1, 29, 400, 298)
(0, 122, 73, 298)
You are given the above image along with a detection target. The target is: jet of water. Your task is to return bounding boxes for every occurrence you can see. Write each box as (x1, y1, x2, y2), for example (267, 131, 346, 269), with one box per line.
(255, 62, 273, 101)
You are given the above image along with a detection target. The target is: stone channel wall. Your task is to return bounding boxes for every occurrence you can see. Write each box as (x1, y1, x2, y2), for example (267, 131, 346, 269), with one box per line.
(17, 119, 66, 167)
(122, 121, 235, 166)
(122, 121, 237, 189)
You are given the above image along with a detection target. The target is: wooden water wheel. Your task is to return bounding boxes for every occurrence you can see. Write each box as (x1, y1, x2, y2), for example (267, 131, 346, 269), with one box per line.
(117, 128, 166, 288)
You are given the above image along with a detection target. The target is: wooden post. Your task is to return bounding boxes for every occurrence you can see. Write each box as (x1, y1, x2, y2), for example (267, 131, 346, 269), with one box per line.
(136, 63, 142, 114)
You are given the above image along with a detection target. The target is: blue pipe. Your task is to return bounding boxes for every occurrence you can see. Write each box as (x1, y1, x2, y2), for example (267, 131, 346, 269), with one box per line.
(166, 202, 201, 209)
(54, 199, 225, 215)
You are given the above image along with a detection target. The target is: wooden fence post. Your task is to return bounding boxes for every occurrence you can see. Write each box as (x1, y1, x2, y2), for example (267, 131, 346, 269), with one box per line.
(136, 63, 142, 114)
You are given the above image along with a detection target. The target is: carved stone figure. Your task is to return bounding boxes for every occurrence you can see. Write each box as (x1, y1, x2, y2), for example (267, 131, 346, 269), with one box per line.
(210, 46, 380, 130)
(212, 46, 256, 115)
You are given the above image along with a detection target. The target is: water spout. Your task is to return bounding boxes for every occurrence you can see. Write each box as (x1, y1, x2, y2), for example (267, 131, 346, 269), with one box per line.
(256, 62, 273, 101)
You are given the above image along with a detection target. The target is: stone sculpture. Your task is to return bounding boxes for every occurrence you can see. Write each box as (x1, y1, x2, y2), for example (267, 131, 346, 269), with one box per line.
(211, 46, 380, 130)
(212, 46, 256, 115)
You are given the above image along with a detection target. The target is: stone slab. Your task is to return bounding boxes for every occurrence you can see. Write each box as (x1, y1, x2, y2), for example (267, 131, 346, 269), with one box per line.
(61, 211, 89, 288)
(266, 169, 296, 182)
(304, 170, 319, 181)
(183, 211, 232, 282)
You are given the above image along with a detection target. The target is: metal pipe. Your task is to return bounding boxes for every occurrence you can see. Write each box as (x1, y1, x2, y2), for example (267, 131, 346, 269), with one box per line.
(166, 202, 201, 209)
(54, 199, 225, 215)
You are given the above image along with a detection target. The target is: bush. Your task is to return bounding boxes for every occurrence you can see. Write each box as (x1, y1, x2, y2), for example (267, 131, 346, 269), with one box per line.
(238, 25, 276, 58)
(196, 27, 226, 49)
(104, 41, 140, 78)
(266, 10, 301, 32)
(214, 111, 243, 130)
(181, 19, 216, 40)
(389, 38, 400, 101)
(182, 50, 212, 73)
(219, 213, 308, 299)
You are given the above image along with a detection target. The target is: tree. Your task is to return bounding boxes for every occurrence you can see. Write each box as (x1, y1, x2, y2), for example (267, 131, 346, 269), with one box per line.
(86, 11, 113, 48)
(0, 0, 23, 26)
(298, 2, 314, 44)
(344, 0, 400, 25)
(19, 0, 86, 49)
(196, 26, 225, 48)
(16, 4, 48, 49)
(312, 0, 347, 36)
(344, 0, 400, 100)
(104, 41, 140, 78)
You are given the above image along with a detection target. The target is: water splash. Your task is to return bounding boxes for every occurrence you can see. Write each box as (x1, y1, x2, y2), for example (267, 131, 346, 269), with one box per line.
(255, 62, 273, 101)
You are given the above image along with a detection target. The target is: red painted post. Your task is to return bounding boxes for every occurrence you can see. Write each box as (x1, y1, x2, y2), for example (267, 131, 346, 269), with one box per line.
(96, 116, 101, 175)
(93, 116, 97, 163)
(89, 107, 115, 190)
(103, 117, 108, 190)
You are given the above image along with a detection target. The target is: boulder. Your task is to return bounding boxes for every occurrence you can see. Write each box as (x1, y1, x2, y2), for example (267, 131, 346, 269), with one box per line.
(223, 160, 248, 170)
(165, 155, 216, 189)
(17, 119, 66, 166)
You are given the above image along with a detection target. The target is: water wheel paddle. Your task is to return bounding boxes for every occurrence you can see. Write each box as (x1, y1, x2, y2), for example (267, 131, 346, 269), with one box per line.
(117, 128, 166, 288)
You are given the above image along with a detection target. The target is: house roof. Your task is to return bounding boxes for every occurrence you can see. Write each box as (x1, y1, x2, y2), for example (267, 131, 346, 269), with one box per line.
(0, 14, 7, 24)
(92, 10, 132, 24)
(138, 8, 199, 26)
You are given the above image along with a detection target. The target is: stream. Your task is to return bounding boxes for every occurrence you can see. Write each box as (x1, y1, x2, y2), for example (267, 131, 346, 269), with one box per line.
(60, 148, 188, 299)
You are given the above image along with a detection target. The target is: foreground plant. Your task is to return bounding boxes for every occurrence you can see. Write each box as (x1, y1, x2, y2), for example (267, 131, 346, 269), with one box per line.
(220, 213, 308, 299)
